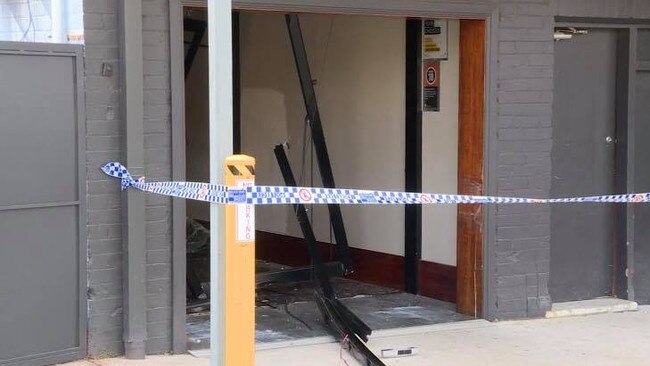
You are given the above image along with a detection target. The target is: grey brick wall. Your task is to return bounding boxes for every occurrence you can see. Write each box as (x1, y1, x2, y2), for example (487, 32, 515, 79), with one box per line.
(142, 0, 173, 354)
(490, 0, 650, 320)
(84, 0, 124, 356)
(553, 0, 650, 18)
(1, 0, 84, 42)
(79, 0, 650, 356)
(493, 0, 555, 319)
(84, 0, 173, 356)
(491, 0, 650, 320)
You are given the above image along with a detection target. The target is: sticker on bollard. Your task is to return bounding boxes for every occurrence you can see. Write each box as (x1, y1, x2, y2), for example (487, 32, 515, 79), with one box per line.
(236, 179, 255, 242)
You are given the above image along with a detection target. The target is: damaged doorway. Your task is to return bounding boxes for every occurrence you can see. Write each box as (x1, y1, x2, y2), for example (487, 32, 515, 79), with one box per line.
(175, 6, 487, 352)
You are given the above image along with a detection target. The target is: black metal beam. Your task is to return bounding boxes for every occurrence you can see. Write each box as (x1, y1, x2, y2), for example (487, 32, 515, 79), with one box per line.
(331, 297, 372, 340)
(183, 18, 207, 78)
(274, 145, 335, 298)
(255, 262, 345, 286)
(275, 145, 373, 340)
(284, 14, 354, 273)
(404, 19, 423, 294)
(315, 295, 385, 366)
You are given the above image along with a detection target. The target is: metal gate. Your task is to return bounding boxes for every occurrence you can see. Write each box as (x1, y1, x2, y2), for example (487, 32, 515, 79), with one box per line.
(0, 42, 86, 365)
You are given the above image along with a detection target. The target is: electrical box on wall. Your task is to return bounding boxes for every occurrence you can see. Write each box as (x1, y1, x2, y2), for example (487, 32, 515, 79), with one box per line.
(422, 19, 447, 112)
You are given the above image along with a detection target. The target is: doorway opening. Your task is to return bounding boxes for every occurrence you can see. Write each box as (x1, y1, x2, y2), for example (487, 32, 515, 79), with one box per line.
(178, 8, 487, 351)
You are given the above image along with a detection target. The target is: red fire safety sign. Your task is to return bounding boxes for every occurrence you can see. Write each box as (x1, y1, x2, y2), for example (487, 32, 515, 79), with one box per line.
(423, 60, 440, 111)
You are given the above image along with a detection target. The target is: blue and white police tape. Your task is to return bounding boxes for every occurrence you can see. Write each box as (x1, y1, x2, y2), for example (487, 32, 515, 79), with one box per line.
(102, 162, 650, 205)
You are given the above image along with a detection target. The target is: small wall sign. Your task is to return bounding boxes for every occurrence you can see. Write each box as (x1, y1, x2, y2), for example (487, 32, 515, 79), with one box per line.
(422, 60, 440, 112)
(422, 19, 448, 60)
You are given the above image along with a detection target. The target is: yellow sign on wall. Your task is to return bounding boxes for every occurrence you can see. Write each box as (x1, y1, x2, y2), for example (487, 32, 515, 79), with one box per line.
(422, 19, 448, 60)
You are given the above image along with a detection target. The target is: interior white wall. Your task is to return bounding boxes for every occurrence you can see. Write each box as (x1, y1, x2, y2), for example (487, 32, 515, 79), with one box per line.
(185, 28, 211, 222)
(240, 12, 406, 255)
(422, 20, 460, 266)
(184, 12, 459, 262)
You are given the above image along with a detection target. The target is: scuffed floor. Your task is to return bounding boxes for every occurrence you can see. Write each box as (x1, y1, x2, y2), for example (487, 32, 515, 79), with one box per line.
(186, 270, 470, 350)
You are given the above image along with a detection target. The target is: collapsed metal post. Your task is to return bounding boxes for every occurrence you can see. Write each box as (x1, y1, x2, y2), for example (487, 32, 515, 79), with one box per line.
(285, 13, 354, 274)
(274, 145, 384, 366)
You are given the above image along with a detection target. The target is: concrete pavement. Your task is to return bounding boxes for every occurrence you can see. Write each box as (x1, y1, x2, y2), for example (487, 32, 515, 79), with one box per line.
(61, 306, 650, 366)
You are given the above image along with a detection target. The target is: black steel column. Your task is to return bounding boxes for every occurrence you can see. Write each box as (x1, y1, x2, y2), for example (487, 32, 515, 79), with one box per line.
(285, 14, 354, 273)
(273, 145, 335, 298)
(404, 19, 423, 294)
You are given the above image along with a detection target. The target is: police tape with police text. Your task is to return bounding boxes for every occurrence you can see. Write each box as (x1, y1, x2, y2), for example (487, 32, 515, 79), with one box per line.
(101, 162, 650, 206)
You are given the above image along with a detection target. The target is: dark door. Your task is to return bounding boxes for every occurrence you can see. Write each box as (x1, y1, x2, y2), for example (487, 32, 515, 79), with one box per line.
(633, 29, 650, 304)
(0, 43, 86, 365)
(549, 29, 618, 302)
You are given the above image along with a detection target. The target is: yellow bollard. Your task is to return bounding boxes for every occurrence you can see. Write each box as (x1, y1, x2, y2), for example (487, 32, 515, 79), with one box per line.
(224, 155, 256, 366)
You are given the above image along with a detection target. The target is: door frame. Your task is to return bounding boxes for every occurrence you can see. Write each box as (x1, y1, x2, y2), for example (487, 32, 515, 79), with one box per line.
(553, 19, 644, 302)
(0, 41, 87, 365)
(169, 0, 499, 352)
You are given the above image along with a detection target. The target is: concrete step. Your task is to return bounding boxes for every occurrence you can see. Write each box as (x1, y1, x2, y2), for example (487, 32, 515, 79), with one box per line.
(546, 298, 638, 318)
(189, 319, 492, 358)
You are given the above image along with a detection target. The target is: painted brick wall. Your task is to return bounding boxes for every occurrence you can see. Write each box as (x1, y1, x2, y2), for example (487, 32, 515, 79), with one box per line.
(1, 0, 84, 42)
(554, 0, 650, 18)
(80, 0, 650, 356)
(491, 0, 650, 320)
(84, 0, 124, 356)
(84, 0, 173, 356)
(141, 0, 173, 355)
(492, 0, 650, 320)
(493, 0, 555, 319)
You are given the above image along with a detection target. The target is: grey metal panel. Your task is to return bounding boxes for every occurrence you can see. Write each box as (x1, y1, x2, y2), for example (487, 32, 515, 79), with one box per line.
(0, 43, 86, 365)
(633, 69, 650, 304)
(0, 53, 78, 207)
(638, 30, 650, 61)
(637, 61, 650, 71)
(0, 41, 83, 55)
(73, 43, 88, 363)
(0, 207, 79, 361)
(550, 29, 618, 302)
